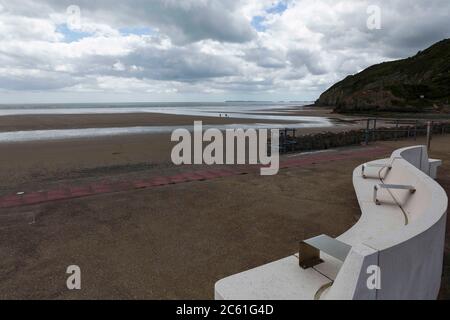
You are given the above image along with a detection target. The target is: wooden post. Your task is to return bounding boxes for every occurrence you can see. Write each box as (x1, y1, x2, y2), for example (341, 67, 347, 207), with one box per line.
(395, 120, 399, 140)
(365, 119, 370, 145)
(372, 118, 377, 142)
(426, 121, 432, 152)
(414, 120, 418, 141)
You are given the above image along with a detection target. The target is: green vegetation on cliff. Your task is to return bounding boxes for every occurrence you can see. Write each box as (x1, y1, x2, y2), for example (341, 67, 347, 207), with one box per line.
(316, 39, 450, 113)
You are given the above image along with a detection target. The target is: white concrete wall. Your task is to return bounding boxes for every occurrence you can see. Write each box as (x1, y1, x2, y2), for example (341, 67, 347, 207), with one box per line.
(331, 146, 448, 299)
(365, 150, 447, 299)
(321, 146, 447, 299)
(215, 146, 448, 300)
(324, 244, 378, 300)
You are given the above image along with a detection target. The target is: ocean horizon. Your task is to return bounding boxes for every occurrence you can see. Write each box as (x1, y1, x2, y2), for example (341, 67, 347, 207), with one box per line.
(0, 101, 314, 118)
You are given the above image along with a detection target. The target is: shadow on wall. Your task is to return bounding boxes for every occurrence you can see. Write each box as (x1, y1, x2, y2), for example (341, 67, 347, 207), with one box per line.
(438, 174, 450, 300)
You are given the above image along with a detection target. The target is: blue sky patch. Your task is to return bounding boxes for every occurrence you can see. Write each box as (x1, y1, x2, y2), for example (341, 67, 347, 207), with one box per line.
(266, 1, 288, 14)
(251, 16, 267, 32)
(56, 24, 92, 43)
(252, 1, 288, 31)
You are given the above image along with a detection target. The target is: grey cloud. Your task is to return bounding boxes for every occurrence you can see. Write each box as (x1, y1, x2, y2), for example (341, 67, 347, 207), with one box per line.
(120, 46, 240, 81)
(287, 49, 327, 75)
(55, 44, 241, 82)
(209, 77, 277, 93)
(244, 47, 287, 69)
(0, 73, 79, 91)
(313, 0, 450, 60)
(0, 0, 449, 99)
(11, 0, 256, 44)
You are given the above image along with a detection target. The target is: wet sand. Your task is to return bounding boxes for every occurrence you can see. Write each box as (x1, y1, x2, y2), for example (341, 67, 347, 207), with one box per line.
(0, 112, 301, 132)
(0, 133, 175, 192)
(0, 107, 363, 132)
(0, 109, 363, 191)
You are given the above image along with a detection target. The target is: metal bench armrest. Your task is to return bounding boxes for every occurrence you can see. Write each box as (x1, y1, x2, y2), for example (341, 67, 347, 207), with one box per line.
(299, 235, 352, 269)
(362, 163, 392, 179)
(373, 184, 416, 205)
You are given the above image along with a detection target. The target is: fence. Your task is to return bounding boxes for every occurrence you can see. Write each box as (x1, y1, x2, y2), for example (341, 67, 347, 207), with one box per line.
(277, 119, 450, 154)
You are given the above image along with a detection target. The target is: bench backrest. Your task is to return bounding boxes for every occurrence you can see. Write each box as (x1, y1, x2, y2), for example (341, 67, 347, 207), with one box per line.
(391, 145, 430, 175)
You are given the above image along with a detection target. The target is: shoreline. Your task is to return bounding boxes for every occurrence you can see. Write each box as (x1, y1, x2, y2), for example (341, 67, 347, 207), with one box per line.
(0, 106, 429, 191)
(0, 112, 300, 132)
(0, 107, 342, 131)
(0, 108, 358, 191)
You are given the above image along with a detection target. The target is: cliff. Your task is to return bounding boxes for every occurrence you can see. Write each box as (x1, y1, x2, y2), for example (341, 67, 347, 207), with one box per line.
(316, 39, 450, 113)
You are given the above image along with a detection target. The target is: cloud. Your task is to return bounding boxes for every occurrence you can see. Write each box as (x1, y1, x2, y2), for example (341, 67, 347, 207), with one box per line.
(0, 68, 79, 90)
(23, 0, 256, 44)
(0, 0, 449, 102)
(119, 45, 241, 81)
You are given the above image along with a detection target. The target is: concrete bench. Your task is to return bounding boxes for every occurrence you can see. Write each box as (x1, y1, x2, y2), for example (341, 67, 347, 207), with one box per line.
(215, 145, 448, 300)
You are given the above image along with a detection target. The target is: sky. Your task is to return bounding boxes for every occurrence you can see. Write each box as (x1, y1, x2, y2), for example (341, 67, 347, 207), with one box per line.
(0, 0, 448, 104)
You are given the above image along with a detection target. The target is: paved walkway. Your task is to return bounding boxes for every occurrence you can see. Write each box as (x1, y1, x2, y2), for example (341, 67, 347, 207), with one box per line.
(0, 146, 389, 209)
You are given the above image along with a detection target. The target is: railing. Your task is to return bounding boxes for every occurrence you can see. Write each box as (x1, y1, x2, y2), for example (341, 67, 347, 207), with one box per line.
(271, 119, 450, 155)
(362, 118, 450, 150)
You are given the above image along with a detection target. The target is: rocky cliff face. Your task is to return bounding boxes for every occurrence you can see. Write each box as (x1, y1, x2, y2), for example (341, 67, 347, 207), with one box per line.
(316, 39, 450, 113)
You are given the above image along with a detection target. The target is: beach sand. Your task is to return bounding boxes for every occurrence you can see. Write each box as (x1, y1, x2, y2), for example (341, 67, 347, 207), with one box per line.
(0, 109, 364, 191)
(0, 109, 448, 300)
(0, 112, 300, 132)
(0, 135, 449, 299)
(0, 107, 344, 131)
(0, 145, 375, 299)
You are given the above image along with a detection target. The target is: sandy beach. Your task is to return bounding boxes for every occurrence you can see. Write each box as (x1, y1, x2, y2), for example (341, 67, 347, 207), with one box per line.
(0, 106, 448, 300)
(0, 112, 307, 132)
(0, 136, 449, 299)
(0, 107, 365, 191)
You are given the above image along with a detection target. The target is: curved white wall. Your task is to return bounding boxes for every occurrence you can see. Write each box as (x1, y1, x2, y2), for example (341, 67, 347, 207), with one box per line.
(325, 146, 448, 300)
(215, 146, 448, 300)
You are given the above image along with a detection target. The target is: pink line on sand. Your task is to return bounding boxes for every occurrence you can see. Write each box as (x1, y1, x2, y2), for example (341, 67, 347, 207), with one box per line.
(0, 147, 389, 209)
